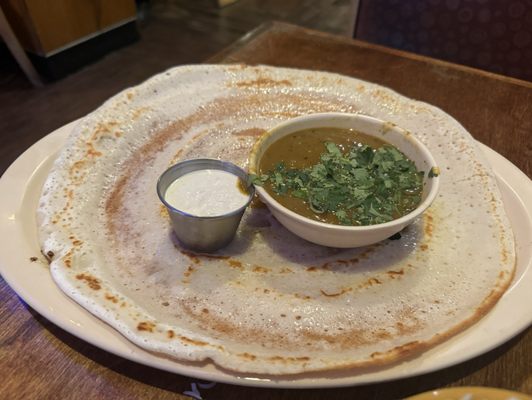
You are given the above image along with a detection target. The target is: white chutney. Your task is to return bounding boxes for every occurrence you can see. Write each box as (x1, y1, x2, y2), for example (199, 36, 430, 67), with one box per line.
(164, 169, 249, 217)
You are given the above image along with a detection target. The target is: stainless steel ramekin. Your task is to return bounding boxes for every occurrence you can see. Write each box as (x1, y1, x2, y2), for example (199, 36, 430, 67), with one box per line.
(157, 159, 254, 253)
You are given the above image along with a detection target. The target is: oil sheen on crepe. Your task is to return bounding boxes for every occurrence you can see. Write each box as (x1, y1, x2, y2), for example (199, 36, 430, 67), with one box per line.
(37, 65, 515, 374)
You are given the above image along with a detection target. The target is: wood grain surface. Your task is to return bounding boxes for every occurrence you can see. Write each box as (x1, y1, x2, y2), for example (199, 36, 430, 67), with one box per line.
(1, 21, 531, 400)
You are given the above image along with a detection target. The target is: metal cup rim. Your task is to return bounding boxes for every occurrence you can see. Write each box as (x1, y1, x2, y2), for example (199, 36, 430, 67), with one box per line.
(156, 158, 255, 220)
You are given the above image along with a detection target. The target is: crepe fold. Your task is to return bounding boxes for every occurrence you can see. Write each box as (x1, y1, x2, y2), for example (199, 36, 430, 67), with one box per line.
(37, 65, 515, 374)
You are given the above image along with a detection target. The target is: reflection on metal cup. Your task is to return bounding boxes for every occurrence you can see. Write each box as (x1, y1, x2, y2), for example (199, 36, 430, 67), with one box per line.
(157, 159, 254, 253)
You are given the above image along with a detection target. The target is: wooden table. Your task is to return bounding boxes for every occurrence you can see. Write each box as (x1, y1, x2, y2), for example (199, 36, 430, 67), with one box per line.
(1, 22, 531, 400)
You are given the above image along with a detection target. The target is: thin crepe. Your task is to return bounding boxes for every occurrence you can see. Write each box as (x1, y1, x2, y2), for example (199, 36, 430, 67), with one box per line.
(37, 65, 515, 374)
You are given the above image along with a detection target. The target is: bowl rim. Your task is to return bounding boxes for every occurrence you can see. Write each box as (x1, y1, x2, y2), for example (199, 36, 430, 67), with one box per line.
(249, 112, 440, 232)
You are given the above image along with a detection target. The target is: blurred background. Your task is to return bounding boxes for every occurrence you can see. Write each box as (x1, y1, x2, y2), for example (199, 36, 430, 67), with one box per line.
(1, 0, 532, 176)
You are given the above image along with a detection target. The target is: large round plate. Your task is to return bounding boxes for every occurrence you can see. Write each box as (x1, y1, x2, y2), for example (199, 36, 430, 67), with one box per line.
(0, 121, 531, 388)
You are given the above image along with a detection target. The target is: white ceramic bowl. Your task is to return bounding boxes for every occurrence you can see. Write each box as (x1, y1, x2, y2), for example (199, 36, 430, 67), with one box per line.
(249, 113, 440, 248)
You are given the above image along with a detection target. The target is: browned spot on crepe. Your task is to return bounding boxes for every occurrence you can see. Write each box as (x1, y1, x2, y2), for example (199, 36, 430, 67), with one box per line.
(268, 355, 310, 363)
(424, 213, 434, 237)
(386, 269, 404, 278)
(234, 77, 293, 88)
(105, 293, 119, 303)
(359, 277, 382, 289)
(252, 265, 270, 274)
(320, 287, 352, 297)
(233, 128, 266, 137)
(137, 321, 156, 332)
(178, 336, 209, 346)
(75, 273, 101, 290)
(238, 352, 257, 360)
(228, 259, 243, 269)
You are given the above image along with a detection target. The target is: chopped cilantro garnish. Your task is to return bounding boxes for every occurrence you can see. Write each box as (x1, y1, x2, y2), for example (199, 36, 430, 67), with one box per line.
(250, 173, 269, 186)
(255, 142, 424, 226)
(428, 166, 440, 178)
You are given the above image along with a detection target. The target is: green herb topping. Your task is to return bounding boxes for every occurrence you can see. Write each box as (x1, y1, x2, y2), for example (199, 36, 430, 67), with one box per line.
(253, 142, 424, 226)
(428, 166, 440, 178)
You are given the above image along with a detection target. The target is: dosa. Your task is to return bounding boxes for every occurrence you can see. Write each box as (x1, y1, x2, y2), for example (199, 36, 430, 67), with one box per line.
(37, 65, 515, 374)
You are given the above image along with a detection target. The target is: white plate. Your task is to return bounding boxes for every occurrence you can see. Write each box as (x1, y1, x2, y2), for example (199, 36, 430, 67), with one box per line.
(0, 121, 531, 389)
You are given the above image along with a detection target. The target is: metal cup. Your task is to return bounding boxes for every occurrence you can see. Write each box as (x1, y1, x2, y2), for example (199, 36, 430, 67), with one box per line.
(157, 159, 254, 253)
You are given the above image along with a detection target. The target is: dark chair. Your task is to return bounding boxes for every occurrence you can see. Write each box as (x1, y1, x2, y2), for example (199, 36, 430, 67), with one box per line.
(354, 0, 532, 82)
